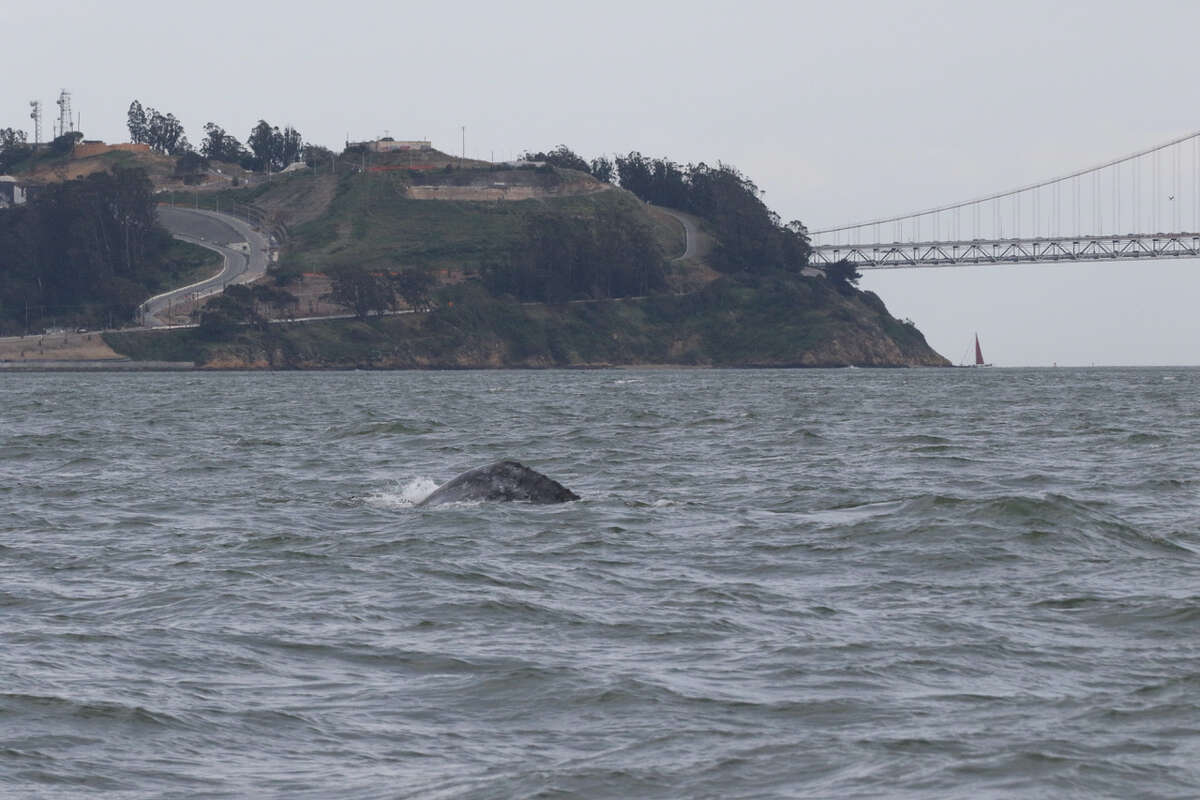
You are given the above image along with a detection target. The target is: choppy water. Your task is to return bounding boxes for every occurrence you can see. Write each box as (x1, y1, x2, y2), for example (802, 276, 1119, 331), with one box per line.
(2, 368, 1199, 798)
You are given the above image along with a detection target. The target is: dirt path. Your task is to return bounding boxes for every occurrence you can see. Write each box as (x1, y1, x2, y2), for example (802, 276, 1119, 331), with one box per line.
(0, 330, 123, 362)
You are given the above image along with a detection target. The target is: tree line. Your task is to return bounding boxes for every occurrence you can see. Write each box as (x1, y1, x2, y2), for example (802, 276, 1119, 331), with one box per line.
(320, 267, 435, 320)
(520, 145, 614, 183)
(1, 103, 311, 177)
(199, 120, 305, 172)
(520, 145, 814, 276)
(0, 127, 32, 173)
(481, 203, 666, 303)
(126, 101, 191, 156)
(127, 100, 306, 172)
(614, 153, 811, 274)
(196, 284, 299, 338)
(0, 168, 176, 333)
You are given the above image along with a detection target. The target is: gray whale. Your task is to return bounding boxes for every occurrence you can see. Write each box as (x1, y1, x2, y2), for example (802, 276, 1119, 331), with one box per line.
(417, 460, 579, 507)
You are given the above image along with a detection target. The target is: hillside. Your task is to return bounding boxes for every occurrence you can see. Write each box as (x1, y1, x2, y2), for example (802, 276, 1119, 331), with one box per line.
(12, 142, 200, 191)
(104, 270, 947, 369)
(285, 170, 652, 274)
(4, 140, 948, 367)
(160, 157, 698, 293)
(0, 166, 223, 336)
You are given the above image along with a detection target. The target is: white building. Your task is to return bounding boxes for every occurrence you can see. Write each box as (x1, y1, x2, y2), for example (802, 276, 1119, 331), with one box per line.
(0, 176, 27, 209)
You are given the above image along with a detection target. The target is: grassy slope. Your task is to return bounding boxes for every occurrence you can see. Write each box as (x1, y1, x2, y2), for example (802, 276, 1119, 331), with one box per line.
(157, 239, 225, 293)
(280, 171, 666, 277)
(289, 172, 524, 274)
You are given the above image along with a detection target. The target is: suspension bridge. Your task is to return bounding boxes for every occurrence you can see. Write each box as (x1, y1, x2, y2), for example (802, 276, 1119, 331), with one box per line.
(809, 130, 1200, 269)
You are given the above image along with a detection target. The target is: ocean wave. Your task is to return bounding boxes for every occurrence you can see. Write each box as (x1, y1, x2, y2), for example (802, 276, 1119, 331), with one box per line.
(5, 368, 1200, 797)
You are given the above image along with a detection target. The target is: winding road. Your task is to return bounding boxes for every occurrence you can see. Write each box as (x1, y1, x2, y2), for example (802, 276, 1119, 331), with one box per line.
(652, 205, 700, 261)
(141, 207, 272, 327)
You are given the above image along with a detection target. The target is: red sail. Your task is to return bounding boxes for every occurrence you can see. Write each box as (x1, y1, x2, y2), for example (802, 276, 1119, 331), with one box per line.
(975, 334, 984, 366)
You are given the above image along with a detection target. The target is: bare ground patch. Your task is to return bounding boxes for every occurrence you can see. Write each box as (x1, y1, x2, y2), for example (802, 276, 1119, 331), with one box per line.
(0, 330, 123, 361)
(252, 173, 339, 227)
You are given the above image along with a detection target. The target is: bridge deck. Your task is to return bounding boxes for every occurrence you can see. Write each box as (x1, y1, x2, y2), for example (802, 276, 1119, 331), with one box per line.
(811, 233, 1200, 269)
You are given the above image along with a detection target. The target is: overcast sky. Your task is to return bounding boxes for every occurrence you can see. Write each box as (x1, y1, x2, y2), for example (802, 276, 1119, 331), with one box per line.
(6, 0, 1200, 365)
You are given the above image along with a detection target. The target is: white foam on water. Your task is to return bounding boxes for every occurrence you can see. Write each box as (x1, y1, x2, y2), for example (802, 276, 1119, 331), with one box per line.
(366, 477, 439, 509)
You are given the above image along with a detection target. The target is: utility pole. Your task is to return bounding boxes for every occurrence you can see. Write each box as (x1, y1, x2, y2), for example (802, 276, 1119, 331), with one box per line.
(461, 125, 465, 168)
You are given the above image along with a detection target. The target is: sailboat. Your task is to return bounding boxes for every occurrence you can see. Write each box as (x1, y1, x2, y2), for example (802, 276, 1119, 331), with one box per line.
(971, 333, 991, 367)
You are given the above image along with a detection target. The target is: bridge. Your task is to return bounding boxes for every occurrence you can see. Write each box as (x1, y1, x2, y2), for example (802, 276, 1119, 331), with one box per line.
(809, 130, 1200, 269)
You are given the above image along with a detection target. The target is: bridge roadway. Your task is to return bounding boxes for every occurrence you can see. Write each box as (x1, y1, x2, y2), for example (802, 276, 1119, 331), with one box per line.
(810, 232, 1200, 269)
(140, 207, 272, 326)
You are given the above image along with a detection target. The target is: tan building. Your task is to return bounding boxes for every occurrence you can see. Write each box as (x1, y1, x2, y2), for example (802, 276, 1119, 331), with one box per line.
(351, 137, 432, 153)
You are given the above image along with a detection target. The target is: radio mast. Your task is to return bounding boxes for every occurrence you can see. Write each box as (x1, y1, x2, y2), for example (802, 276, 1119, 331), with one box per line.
(55, 90, 72, 138)
(29, 101, 42, 148)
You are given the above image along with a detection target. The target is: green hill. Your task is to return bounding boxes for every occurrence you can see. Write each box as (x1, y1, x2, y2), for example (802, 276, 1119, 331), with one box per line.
(102, 148, 947, 368)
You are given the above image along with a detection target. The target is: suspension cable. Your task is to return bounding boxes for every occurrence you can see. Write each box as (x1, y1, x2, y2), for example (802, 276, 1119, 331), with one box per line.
(812, 129, 1200, 235)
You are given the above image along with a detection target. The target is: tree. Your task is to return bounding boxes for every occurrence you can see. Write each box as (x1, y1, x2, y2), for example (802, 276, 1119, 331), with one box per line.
(246, 120, 305, 172)
(825, 259, 861, 291)
(252, 284, 298, 318)
(127, 101, 148, 144)
(0, 127, 27, 150)
(481, 204, 666, 303)
(198, 294, 249, 338)
(247, 120, 274, 170)
(614, 151, 653, 199)
(277, 126, 303, 168)
(146, 109, 189, 156)
(130, 103, 191, 155)
(589, 156, 614, 183)
(388, 269, 434, 309)
(304, 144, 334, 169)
(520, 144, 590, 172)
(199, 284, 270, 330)
(200, 123, 246, 163)
(0, 128, 31, 172)
(0, 166, 173, 333)
(613, 154, 812, 274)
(325, 266, 393, 319)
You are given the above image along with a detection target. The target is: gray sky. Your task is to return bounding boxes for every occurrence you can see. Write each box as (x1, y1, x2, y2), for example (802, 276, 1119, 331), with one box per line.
(7, 0, 1200, 365)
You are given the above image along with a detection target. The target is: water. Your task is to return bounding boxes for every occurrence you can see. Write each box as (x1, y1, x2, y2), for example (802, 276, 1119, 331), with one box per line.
(2, 368, 1199, 798)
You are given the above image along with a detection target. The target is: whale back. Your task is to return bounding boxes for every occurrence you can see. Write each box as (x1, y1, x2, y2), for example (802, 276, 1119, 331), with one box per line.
(417, 460, 579, 507)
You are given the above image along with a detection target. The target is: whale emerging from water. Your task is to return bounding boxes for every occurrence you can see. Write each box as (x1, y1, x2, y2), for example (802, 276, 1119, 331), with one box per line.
(417, 460, 580, 507)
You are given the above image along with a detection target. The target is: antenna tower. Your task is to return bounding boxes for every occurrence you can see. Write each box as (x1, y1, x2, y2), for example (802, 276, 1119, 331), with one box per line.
(29, 101, 41, 148)
(55, 90, 72, 138)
